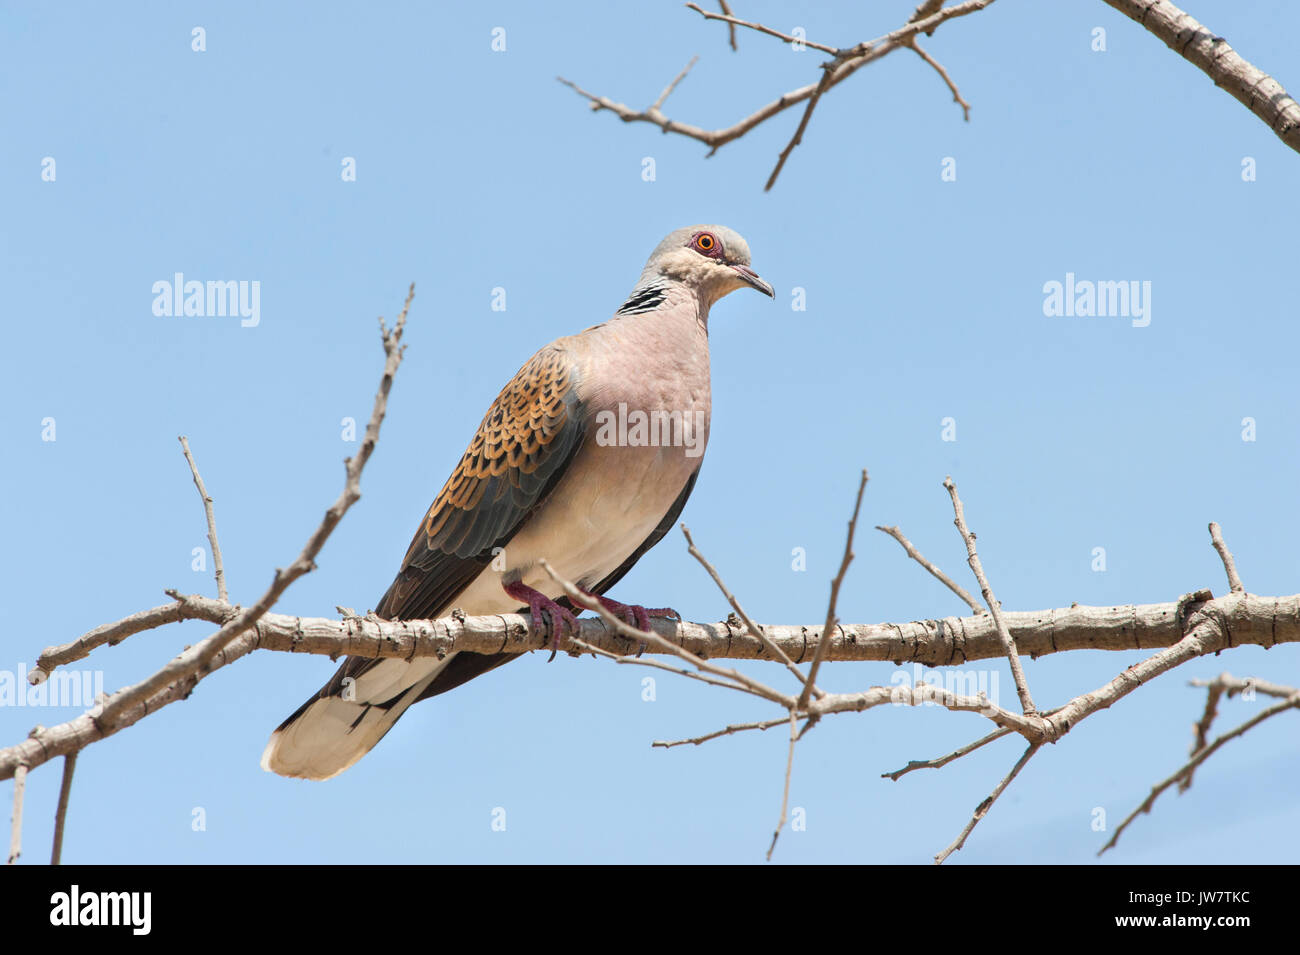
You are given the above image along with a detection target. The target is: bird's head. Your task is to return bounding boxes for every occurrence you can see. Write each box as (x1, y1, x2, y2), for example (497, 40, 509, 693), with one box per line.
(643, 224, 774, 307)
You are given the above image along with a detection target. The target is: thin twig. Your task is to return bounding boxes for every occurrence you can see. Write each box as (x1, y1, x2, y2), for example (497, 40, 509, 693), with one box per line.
(764, 63, 835, 191)
(1184, 671, 1228, 792)
(686, 2, 841, 55)
(569, 635, 760, 698)
(907, 39, 971, 120)
(542, 560, 795, 708)
(882, 726, 1012, 780)
(179, 435, 228, 602)
(651, 55, 699, 110)
(654, 716, 793, 749)
(1208, 522, 1245, 594)
(50, 753, 77, 865)
(935, 742, 1041, 864)
(7, 764, 26, 864)
(681, 525, 810, 691)
(1100, 690, 1300, 855)
(94, 284, 415, 730)
(717, 0, 738, 51)
(1190, 674, 1295, 700)
(560, 0, 996, 186)
(34, 598, 229, 676)
(875, 523, 984, 614)
(1183, 672, 1295, 792)
(1, 286, 416, 786)
(798, 470, 868, 710)
(944, 476, 1036, 716)
(766, 709, 799, 861)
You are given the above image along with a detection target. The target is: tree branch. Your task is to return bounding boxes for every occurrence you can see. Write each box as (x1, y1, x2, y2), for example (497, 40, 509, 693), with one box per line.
(1208, 521, 1245, 594)
(6, 764, 25, 865)
(944, 476, 1036, 715)
(1100, 682, 1300, 854)
(179, 435, 228, 602)
(1101, 0, 1300, 156)
(50, 753, 77, 865)
(875, 523, 984, 614)
(681, 525, 810, 690)
(935, 742, 1041, 864)
(798, 469, 868, 709)
(685, 2, 841, 55)
(559, 0, 995, 187)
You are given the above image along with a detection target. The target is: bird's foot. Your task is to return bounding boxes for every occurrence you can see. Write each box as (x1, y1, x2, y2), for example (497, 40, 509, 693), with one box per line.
(503, 581, 580, 662)
(582, 593, 680, 656)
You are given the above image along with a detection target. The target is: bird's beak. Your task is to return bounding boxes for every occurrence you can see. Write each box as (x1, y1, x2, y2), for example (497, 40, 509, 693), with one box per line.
(731, 264, 775, 298)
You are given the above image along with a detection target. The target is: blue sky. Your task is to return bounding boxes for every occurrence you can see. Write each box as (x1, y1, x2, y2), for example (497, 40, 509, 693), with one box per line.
(2, 0, 1298, 864)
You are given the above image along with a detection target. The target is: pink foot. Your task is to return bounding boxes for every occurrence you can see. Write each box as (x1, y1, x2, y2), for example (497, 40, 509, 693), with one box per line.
(503, 580, 580, 661)
(582, 592, 680, 656)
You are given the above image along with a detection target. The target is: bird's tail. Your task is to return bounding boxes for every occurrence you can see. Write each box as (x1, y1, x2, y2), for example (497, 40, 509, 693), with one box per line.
(261, 654, 455, 780)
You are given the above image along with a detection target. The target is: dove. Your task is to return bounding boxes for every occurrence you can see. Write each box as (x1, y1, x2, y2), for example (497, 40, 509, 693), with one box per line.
(262, 225, 773, 779)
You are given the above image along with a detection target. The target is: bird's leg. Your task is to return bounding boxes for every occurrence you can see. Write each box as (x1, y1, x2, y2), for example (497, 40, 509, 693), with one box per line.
(580, 591, 680, 657)
(502, 580, 580, 662)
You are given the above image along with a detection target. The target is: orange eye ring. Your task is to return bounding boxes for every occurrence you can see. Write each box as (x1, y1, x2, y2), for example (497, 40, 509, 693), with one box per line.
(694, 233, 718, 254)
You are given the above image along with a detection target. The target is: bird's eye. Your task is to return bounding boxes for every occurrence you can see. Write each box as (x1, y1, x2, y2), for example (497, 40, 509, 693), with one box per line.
(694, 233, 718, 254)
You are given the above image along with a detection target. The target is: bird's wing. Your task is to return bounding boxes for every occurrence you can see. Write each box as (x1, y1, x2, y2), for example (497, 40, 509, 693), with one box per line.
(378, 341, 586, 620)
(413, 463, 701, 705)
(279, 342, 586, 723)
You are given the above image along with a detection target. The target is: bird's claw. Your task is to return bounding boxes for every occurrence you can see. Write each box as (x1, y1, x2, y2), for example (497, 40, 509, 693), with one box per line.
(503, 581, 580, 661)
(587, 595, 679, 657)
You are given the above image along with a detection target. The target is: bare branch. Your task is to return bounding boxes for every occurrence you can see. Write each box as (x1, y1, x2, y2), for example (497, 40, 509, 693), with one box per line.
(1, 286, 416, 798)
(179, 435, 228, 602)
(1101, 0, 1300, 156)
(875, 523, 984, 614)
(33, 598, 228, 677)
(765, 65, 835, 191)
(28, 590, 1300, 696)
(541, 560, 795, 708)
(798, 469, 868, 709)
(1182, 671, 1293, 792)
(1184, 670, 1227, 792)
(717, 0, 738, 51)
(945, 476, 1036, 715)
(653, 716, 793, 749)
(1100, 686, 1300, 855)
(560, 0, 997, 185)
(651, 55, 699, 111)
(6, 764, 25, 865)
(1207, 521, 1245, 594)
(681, 525, 810, 690)
(569, 635, 764, 698)
(935, 742, 1041, 864)
(50, 753, 77, 865)
(910, 0, 946, 32)
(686, 2, 841, 55)
(1190, 673, 1296, 700)
(92, 284, 414, 731)
(906, 39, 972, 120)
(766, 710, 799, 861)
(882, 726, 1012, 780)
